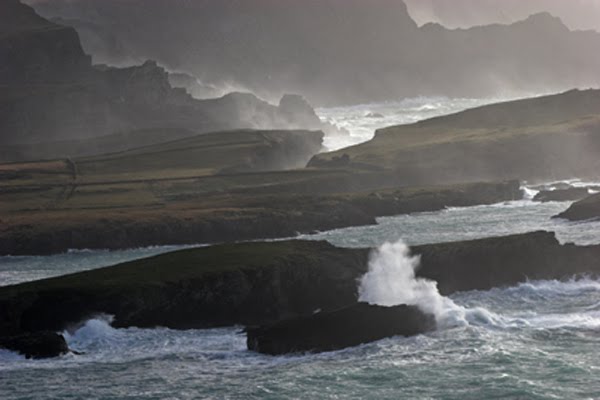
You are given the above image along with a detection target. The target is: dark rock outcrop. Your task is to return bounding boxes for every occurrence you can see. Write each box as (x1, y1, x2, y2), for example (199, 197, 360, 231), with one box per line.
(1, 231, 600, 339)
(246, 303, 436, 355)
(415, 231, 600, 295)
(0, 331, 69, 359)
(0, 241, 368, 335)
(533, 188, 591, 203)
(555, 192, 600, 221)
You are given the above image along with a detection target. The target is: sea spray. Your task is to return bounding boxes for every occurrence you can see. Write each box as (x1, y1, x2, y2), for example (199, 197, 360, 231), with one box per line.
(359, 240, 500, 328)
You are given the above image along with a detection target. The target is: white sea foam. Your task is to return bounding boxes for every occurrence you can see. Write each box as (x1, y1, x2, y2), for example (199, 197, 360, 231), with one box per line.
(358, 239, 506, 329)
(508, 278, 600, 295)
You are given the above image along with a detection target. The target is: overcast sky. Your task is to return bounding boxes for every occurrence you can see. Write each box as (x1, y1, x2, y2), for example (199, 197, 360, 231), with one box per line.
(404, 0, 600, 32)
(24, 0, 600, 33)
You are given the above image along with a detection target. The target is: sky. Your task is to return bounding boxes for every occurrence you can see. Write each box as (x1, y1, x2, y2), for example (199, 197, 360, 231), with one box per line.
(404, 0, 600, 32)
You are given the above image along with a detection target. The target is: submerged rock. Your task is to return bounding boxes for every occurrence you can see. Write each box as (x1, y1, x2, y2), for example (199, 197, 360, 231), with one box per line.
(0, 331, 69, 359)
(246, 303, 435, 355)
(555, 192, 600, 221)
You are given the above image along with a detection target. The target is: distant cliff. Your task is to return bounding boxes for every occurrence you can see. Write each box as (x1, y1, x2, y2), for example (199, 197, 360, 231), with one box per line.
(0, 0, 339, 154)
(28, 0, 600, 105)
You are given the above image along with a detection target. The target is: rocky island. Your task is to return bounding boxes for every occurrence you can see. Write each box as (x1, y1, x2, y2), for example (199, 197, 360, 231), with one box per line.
(2, 231, 600, 356)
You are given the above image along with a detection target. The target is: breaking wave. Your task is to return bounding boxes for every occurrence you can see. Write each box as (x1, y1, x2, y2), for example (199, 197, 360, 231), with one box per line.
(358, 240, 600, 331)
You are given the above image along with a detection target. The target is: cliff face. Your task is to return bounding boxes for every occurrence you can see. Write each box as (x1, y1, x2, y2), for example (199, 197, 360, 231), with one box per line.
(29, 0, 600, 105)
(0, 0, 338, 153)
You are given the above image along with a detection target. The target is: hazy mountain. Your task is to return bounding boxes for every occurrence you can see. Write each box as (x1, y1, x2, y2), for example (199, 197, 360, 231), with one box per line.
(27, 0, 600, 105)
(404, 0, 600, 32)
(0, 0, 339, 153)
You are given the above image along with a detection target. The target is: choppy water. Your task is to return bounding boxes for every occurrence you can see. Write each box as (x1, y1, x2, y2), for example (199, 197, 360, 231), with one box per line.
(2, 279, 599, 399)
(316, 96, 510, 151)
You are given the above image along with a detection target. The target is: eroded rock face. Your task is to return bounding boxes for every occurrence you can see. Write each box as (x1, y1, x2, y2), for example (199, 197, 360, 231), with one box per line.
(0, 331, 69, 359)
(246, 303, 436, 355)
(555, 192, 600, 221)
